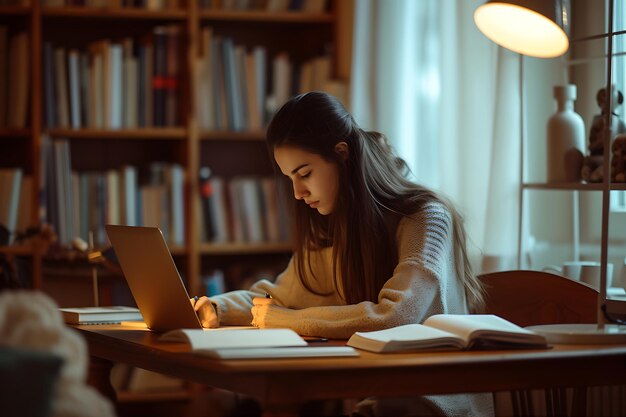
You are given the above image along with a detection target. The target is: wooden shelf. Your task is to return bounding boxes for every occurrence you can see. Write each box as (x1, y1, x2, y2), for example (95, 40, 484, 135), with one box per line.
(42, 6, 187, 20)
(46, 128, 187, 140)
(0, 5, 30, 15)
(200, 130, 266, 141)
(0, 0, 345, 298)
(0, 128, 31, 138)
(0, 245, 34, 256)
(117, 389, 191, 403)
(46, 129, 266, 141)
(199, 10, 334, 23)
(199, 242, 293, 255)
(523, 182, 626, 191)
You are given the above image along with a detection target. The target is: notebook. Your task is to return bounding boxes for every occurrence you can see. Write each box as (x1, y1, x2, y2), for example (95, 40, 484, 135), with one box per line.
(105, 225, 203, 332)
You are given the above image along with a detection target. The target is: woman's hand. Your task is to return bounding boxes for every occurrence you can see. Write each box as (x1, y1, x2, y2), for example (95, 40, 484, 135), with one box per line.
(191, 296, 219, 328)
(251, 297, 275, 328)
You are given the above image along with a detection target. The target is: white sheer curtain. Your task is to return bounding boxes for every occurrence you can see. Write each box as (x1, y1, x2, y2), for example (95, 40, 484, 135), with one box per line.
(350, 0, 522, 272)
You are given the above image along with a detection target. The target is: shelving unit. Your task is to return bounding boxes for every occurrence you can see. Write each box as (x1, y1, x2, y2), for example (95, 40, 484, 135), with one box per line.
(524, 182, 626, 191)
(519, 0, 626, 334)
(0, 0, 349, 301)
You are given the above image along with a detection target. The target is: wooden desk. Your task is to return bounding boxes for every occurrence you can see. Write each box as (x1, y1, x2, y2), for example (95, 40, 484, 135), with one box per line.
(75, 324, 626, 413)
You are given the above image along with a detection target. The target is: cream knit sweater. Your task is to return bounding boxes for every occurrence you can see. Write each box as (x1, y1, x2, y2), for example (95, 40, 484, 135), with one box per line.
(211, 201, 467, 336)
(211, 201, 494, 417)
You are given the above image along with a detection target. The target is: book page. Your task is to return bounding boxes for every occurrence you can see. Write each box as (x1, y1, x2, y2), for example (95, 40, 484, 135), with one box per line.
(159, 328, 307, 350)
(423, 314, 547, 347)
(347, 324, 465, 352)
(205, 346, 358, 360)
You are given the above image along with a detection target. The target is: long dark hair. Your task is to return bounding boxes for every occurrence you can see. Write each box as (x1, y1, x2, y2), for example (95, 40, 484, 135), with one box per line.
(266, 92, 484, 310)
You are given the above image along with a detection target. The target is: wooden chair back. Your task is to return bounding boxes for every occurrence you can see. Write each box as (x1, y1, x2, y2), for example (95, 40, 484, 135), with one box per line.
(476, 269, 600, 417)
(477, 269, 598, 326)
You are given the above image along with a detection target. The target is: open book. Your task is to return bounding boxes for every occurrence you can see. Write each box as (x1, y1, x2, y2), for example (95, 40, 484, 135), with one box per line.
(160, 328, 358, 359)
(347, 314, 549, 353)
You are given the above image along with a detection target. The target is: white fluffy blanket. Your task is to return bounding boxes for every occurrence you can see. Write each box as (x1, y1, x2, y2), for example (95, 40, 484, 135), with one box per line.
(0, 290, 116, 417)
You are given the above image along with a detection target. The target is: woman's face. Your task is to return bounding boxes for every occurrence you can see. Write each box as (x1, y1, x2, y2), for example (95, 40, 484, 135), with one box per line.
(274, 145, 340, 215)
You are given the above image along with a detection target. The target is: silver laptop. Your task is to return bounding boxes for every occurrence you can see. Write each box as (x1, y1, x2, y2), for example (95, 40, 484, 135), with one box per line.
(105, 225, 202, 332)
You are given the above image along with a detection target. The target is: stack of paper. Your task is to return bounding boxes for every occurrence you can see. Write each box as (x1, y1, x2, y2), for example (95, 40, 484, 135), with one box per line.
(159, 328, 358, 359)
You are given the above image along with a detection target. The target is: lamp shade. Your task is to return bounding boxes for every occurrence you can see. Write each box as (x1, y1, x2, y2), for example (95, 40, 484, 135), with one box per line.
(474, 0, 570, 58)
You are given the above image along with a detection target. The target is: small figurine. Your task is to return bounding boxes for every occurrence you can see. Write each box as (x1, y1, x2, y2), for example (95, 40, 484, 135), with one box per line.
(581, 154, 604, 182)
(582, 86, 626, 182)
(612, 134, 626, 182)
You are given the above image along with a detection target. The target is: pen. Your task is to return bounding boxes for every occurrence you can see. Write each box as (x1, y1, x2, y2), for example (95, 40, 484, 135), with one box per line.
(193, 296, 199, 307)
(305, 337, 328, 343)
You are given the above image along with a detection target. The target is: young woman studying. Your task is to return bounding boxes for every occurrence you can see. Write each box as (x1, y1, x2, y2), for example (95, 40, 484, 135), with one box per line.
(192, 91, 493, 417)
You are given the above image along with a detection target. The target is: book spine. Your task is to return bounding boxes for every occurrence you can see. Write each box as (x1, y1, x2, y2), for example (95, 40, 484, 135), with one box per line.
(253, 46, 267, 127)
(166, 164, 185, 246)
(0, 26, 6, 128)
(0, 168, 23, 242)
(211, 36, 227, 130)
(7, 31, 29, 129)
(152, 27, 167, 127)
(221, 38, 240, 131)
(109, 43, 123, 129)
(79, 52, 91, 128)
(165, 25, 180, 127)
(198, 167, 216, 242)
(209, 177, 230, 242)
(123, 37, 138, 129)
(16, 175, 32, 234)
(234, 45, 249, 131)
(120, 165, 138, 226)
(78, 172, 90, 242)
(43, 42, 57, 128)
(54, 47, 70, 128)
(68, 49, 82, 129)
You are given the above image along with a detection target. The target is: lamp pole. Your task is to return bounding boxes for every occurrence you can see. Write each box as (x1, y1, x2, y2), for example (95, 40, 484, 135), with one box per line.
(597, 0, 615, 328)
(517, 53, 525, 269)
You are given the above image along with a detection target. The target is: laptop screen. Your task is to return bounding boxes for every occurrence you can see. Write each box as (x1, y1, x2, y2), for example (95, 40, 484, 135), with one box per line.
(105, 225, 202, 332)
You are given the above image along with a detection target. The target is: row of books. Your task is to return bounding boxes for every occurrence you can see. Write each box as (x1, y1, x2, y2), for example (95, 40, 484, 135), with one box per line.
(39, 0, 326, 11)
(38, 137, 289, 247)
(0, 28, 29, 129)
(198, 168, 292, 244)
(1, 145, 290, 249)
(204, 0, 328, 12)
(0, 0, 29, 5)
(41, 0, 179, 8)
(196, 27, 334, 132)
(43, 25, 181, 129)
(42, 137, 186, 247)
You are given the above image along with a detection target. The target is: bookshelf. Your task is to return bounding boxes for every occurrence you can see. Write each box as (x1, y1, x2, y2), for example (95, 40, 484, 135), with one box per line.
(0, 0, 351, 300)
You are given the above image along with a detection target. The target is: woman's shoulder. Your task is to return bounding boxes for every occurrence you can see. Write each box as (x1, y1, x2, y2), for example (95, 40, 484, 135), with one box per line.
(403, 197, 451, 218)
(394, 199, 455, 259)
(397, 199, 452, 231)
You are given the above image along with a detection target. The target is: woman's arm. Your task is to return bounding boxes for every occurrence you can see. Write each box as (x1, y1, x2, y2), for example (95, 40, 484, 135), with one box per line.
(254, 262, 443, 338)
(255, 203, 464, 338)
(208, 254, 338, 326)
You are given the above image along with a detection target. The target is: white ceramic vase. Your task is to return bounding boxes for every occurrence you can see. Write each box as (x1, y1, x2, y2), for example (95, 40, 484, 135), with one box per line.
(546, 85, 586, 182)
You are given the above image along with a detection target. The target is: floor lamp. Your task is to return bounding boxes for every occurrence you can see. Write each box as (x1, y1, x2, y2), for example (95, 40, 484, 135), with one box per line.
(474, 0, 626, 343)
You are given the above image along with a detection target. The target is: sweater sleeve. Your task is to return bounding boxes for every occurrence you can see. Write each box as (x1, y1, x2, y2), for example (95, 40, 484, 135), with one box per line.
(257, 202, 461, 339)
(209, 254, 337, 326)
